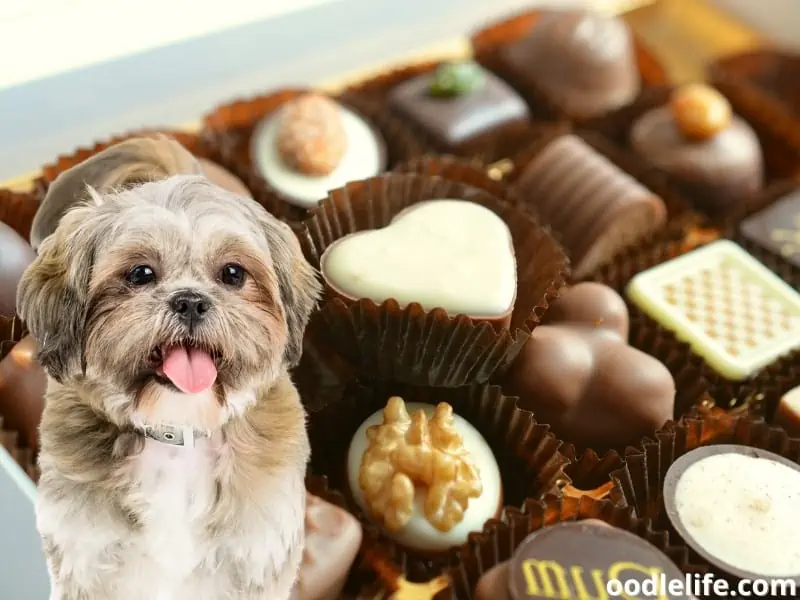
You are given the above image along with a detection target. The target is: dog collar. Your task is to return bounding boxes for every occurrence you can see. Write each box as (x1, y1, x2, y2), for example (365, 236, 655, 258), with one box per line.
(141, 425, 210, 448)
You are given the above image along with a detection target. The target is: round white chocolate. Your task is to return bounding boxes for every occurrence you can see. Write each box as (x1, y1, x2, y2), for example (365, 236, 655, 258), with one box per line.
(347, 402, 502, 552)
(322, 199, 517, 317)
(673, 451, 800, 576)
(251, 103, 384, 208)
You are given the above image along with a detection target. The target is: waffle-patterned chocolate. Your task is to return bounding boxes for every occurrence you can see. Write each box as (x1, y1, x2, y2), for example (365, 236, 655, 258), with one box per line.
(627, 240, 800, 380)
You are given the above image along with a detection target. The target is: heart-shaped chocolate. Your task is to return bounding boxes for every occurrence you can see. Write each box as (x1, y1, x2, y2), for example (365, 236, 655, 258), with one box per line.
(321, 199, 517, 319)
(502, 282, 675, 448)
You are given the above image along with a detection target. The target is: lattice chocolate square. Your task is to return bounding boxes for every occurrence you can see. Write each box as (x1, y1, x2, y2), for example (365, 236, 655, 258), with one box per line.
(626, 240, 800, 381)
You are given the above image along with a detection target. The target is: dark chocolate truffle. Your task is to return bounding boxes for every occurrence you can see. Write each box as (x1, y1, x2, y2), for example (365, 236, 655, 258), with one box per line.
(0, 221, 35, 317)
(663, 444, 800, 585)
(502, 283, 675, 448)
(504, 9, 640, 119)
(630, 84, 763, 213)
(389, 60, 529, 152)
(475, 520, 690, 600)
(514, 134, 667, 278)
(739, 188, 800, 268)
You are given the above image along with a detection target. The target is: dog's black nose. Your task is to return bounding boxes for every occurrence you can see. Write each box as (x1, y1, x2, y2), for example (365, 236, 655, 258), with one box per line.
(169, 291, 211, 326)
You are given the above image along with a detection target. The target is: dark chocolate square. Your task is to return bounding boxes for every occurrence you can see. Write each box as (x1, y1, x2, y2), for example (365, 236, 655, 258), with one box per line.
(739, 189, 800, 268)
(388, 66, 529, 151)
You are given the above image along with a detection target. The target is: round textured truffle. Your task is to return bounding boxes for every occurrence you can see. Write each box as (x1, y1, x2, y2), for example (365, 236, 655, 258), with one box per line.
(250, 95, 386, 209)
(664, 444, 800, 581)
(505, 9, 640, 119)
(347, 400, 502, 553)
(630, 87, 763, 213)
(0, 222, 35, 317)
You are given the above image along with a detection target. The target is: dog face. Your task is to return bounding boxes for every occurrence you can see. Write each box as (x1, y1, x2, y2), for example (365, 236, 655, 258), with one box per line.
(18, 150, 319, 430)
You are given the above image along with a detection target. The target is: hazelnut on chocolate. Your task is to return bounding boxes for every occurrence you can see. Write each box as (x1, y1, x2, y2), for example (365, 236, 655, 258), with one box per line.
(277, 93, 348, 176)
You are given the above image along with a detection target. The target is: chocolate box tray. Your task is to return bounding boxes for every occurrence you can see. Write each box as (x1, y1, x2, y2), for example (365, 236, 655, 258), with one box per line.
(0, 1, 777, 599)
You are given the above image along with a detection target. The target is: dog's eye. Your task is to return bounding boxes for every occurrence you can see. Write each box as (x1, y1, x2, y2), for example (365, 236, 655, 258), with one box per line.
(219, 264, 246, 288)
(126, 265, 156, 286)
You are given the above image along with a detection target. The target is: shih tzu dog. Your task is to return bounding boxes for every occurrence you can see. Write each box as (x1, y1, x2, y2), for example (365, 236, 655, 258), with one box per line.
(17, 136, 321, 600)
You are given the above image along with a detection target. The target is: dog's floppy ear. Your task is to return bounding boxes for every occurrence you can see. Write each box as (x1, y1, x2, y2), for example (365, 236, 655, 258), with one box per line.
(17, 194, 111, 382)
(30, 135, 202, 250)
(258, 212, 321, 368)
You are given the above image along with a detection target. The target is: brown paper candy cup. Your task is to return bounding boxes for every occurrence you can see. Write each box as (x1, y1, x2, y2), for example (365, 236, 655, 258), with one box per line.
(610, 414, 800, 524)
(443, 494, 707, 599)
(307, 382, 570, 583)
(709, 51, 800, 180)
(201, 89, 423, 224)
(0, 189, 39, 242)
(33, 129, 223, 201)
(470, 9, 668, 124)
(298, 172, 570, 387)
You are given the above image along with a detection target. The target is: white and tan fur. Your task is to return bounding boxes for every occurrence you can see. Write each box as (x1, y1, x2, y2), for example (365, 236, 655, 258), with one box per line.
(18, 138, 321, 600)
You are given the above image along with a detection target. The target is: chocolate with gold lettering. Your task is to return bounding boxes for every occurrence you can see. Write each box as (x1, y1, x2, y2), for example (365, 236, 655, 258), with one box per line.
(0, 222, 35, 317)
(388, 60, 529, 153)
(502, 283, 675, 448)
(513, 135, 666, 278)
(663, 444, 800, 584)
(630, 84, 763, 213)
(346, 397, 502, 553)
(474, 520, 690, 599)
(503, 9, 640, 120)
(739, 188, 800, 268)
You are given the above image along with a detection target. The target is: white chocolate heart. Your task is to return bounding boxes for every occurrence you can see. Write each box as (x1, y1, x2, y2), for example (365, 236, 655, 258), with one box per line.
(321, 199, 517, 317)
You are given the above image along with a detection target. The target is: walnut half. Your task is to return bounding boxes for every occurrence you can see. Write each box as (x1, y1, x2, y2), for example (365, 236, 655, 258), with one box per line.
(358, 397, 483, 533)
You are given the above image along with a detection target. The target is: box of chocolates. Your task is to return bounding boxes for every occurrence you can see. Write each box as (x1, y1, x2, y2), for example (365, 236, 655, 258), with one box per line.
(2, 1, 800, 599)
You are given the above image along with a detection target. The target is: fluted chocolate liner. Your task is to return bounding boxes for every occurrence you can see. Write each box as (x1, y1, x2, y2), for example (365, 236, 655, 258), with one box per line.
(0, 189, 39, 242)
(611, 415, 800, 525)
(298, 172, 570, 386)
(709, 51, 800, 180)
(33, 129, 222, 201)
(441, 495, 707, 599)
(307, 382, 570, 583)
(201, 89, 423, 224)
(470, 9, 668, 124)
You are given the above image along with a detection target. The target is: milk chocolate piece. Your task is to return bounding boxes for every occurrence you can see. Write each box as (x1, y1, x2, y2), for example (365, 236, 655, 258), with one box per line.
(515, 134, 666, 279)
(774, 386, 800, 437)
(504, 10, 640, 119)
(290, 494, 362, 600)
(630, 85, 763, 214)
(502, 283, 675, 448)
(475, 520, 689, 600)
(0, 336, 46, 449)
(389, 61, 529, 152)
(739, 189, 800, 268)
(0, 222, 35, 317)
(663, 444, 800, 584)
(198, 158, 250, 197)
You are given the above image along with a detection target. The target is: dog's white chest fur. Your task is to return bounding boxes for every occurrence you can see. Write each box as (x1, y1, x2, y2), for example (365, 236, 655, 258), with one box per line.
(134, 439, 217, 594)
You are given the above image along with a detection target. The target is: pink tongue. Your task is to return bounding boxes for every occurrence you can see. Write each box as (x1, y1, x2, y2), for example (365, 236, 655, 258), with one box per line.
(161, 346, 217, 394)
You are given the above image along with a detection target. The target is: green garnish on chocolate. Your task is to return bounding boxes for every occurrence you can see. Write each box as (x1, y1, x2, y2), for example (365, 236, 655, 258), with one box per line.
(429, 61, 485, 98)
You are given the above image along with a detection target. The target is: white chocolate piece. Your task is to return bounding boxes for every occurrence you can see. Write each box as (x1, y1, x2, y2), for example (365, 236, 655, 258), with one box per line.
(627, 240, 800, 381)
(673, 450, 800, 577)
(347, 402, 502, 553)
(251, 103, 383, 208)
(322, 200, 517, 317)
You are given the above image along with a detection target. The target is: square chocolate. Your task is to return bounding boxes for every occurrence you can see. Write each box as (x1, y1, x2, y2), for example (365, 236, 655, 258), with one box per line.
(739, 189, 800, 268)
(388, 62, 529, 152)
